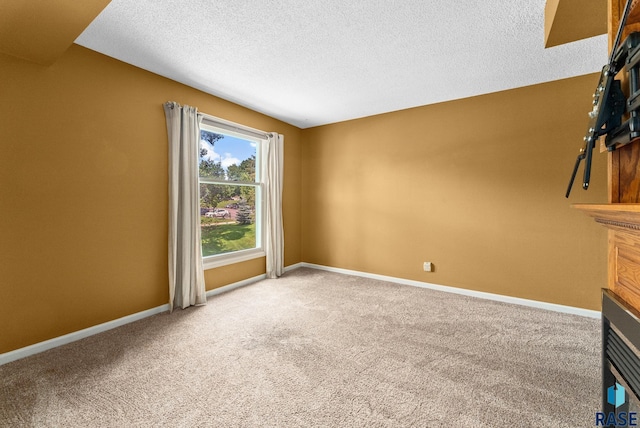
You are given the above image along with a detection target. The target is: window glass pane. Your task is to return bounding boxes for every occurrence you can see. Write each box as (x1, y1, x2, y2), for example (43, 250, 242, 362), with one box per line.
(199, 130, 256, 182)
(200, 184, 256, 257)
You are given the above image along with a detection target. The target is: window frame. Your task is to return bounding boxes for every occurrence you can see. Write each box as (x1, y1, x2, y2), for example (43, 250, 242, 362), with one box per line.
(198, 117, 267, 270)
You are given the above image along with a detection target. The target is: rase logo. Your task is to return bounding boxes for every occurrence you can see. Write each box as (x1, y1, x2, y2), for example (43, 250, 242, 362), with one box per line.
(595, 383, 638, 427)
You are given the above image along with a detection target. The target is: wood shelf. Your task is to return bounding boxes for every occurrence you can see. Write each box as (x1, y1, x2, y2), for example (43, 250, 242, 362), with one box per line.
(573, 203, 640, 229)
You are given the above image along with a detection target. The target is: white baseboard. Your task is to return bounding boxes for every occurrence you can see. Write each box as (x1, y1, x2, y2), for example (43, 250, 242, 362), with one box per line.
(284, 262, 305, 272)
(1, 262, 600, 366)
(0, 273, 269, 366)
(206, 273, 266, 298)
(0, 304, 169, 366)
(296, 262, 601, 319)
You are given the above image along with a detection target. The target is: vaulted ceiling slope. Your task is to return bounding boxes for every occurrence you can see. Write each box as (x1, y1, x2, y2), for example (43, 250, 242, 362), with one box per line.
(75, 0, 608, 128)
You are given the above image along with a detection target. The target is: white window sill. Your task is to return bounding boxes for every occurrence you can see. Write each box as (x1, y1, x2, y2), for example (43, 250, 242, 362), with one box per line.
(202, 248, 265, 270)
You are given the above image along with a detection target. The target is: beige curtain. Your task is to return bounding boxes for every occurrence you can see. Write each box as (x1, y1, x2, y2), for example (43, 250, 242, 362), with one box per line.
(264, 133, 284, 278)
(163, 102, 207, 311)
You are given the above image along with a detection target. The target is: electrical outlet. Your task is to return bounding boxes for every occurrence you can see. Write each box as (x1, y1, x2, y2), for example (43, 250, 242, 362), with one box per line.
(423, 262, 432, 272)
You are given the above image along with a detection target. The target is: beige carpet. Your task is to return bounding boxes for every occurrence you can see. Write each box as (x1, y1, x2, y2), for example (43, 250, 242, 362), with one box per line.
(1, 268, 600, 427)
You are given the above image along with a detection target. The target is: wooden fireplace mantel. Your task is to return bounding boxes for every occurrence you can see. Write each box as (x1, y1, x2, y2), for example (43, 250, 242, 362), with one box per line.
(573, 204, 640, 311)
(573, 204, 640, 230)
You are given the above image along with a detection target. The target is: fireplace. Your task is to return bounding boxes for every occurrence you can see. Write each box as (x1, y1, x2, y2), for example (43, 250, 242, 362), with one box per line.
(602, 289, 640, 425)
(569, 3, 640, 426)
(573, 205, 640, 427)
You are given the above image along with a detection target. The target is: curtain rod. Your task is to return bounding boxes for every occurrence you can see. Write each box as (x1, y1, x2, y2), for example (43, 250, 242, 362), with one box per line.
(164, 102, 273, 140)
(199, 112, 272, 140)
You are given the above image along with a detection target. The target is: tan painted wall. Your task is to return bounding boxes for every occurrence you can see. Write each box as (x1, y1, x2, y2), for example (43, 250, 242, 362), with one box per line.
(302, 74, 608, 311)
(0, 39, 608, 356)
(0, 45, 302, 354)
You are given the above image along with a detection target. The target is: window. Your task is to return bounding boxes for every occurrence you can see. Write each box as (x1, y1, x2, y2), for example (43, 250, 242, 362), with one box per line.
(198, 117, 266, 269)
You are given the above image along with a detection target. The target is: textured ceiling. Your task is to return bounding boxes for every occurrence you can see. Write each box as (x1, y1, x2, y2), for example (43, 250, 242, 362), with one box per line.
(75, 0, 607, 128)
